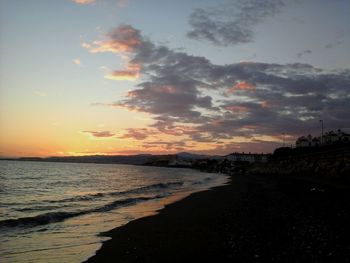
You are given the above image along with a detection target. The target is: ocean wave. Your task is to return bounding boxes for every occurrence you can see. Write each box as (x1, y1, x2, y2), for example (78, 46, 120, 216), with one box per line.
(46, 181, 183, 204)
(14, 204, 71, 212)
(126, 182, 184, 194)
(0, 195, 163, 228)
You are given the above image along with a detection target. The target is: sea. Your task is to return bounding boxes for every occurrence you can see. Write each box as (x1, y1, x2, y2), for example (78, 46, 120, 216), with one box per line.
(0, 160, 228, 263)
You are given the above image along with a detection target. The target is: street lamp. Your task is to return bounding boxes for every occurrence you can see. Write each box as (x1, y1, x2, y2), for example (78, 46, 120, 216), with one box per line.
(319, 120, 324, 145)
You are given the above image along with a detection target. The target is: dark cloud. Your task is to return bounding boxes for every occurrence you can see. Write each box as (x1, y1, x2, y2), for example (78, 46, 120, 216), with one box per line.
(324, 40, 343, 49)
(187, 0, 287, 46)
(86, 25, 350, 152)
(82, 131, 115, 137)
(297, 49, 312, 58)
(117, 77, 213, 122)
(119, 128, 156, 140)
(324, 28, 345, 49)
(83, 25, 143, 53)
(142, 141, 188, 151)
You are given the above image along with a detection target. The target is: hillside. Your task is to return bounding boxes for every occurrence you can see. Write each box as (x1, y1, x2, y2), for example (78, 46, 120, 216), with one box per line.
(248, 145, 350, 183)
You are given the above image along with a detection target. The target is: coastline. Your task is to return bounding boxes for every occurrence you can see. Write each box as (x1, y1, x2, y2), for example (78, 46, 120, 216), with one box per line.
(0, 161, 229, 263)
(80, 172, 230, 263)
(84, 173, 350, 262)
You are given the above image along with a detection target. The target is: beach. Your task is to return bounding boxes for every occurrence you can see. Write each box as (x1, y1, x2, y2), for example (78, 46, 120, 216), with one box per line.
(85, 173, 350, 262)
(0, 161, 228, 263)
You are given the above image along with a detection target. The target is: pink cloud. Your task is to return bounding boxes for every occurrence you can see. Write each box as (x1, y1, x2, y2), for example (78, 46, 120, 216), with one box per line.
(82, 25, 141, 54)
(260, 100, 269, 108)
(83, 131, 115, 137)
(72, 0, 95, 5)
(73, 58, 82, 66)
(119, 128, 157, 140)
(227, 81, 256, 94)
(105, 63, 141, 81)
(225, 105, 249, 113)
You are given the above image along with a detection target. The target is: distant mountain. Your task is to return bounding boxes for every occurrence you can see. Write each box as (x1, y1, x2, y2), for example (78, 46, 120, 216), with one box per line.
(16, 154, 153, 165)
(176, 152, 209, 159)
(2, 152, 224, 166)
(177, 152, 225, 160)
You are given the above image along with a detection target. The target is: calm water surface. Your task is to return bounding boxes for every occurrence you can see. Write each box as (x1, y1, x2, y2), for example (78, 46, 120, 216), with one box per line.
(0, 160, 228, 263)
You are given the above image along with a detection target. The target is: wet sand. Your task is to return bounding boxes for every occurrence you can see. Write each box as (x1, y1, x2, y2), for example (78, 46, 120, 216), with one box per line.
(85, 174, 350, 262)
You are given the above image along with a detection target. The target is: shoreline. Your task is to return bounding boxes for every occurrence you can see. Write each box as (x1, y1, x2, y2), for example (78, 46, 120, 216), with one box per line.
(80, 173, 230, 262)
(84, 173, 350, 262)
(0, 160, 228, 263)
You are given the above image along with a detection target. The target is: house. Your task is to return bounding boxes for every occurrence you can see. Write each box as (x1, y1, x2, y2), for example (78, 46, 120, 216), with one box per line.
(340, 130, 350, 143)
(296, 136, 310, 147)
(323, 129, 350, 144)
(324, 130, 339, 144)
(311, 137, 321, 146)
(296, 134, 321, 147)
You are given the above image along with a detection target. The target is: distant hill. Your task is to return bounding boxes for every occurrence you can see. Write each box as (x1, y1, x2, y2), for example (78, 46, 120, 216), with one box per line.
(2, 153, 219, 166)
(1, 152, 259, 170)
(176, 152, 208, 159)
(15, 154, 153, 165)
(249, 144, 350, 181)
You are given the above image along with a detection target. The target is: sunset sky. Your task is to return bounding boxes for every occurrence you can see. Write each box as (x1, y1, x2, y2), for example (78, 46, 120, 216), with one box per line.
(0, 0, 349, 157)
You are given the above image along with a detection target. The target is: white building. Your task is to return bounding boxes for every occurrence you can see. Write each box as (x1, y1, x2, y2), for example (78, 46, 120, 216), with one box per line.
(296, 136, 310, 147)
(324, 129, 350, 144)
(296, 134, 321, 147)
(225, 153, 268, 163)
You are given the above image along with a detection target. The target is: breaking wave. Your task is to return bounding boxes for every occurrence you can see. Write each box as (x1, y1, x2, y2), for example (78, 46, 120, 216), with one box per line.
(0, 195, 164, 228)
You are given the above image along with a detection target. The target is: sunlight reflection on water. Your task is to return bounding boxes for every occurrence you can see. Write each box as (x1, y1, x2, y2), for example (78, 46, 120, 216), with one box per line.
(0, 160, 229, 263)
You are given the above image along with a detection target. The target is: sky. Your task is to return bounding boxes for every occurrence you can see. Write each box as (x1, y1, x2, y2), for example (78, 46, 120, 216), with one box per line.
(0, 0, 349, 157)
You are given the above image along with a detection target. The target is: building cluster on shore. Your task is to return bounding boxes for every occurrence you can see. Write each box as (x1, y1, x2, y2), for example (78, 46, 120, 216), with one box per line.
(9, 128, 349, 177)
(148, 152, 269, 175)
(225, 152, 268, 163)
(296, 129, 350, 148)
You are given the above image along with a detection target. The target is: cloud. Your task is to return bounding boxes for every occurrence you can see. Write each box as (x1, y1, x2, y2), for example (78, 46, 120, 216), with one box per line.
(72, 0, 96, 4)
(297, 49, 312, 58)
(83, 25, 143, 81)
(85, 25, 350, 153)
(83, 131, 115, 137)
(227, 81, 256, 94)
(324, 29, 345, 49)
(105, 63, 140, 81)
(119, 128, 156, 140)
(225, 105, 249, 113)
(142, 140, 188, 151)
(117, 0, 129, 7)
(324, 40, 343, 49)
(187, 0, 287, 46)
(105, 70, 138, 81)
(82, 25, 142, 53)
(73, 58, 82, 66)
(117, 77, 213, 121)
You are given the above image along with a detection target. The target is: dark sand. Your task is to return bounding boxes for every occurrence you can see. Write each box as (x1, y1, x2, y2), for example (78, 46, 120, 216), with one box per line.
(85, 174, 350, 262)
